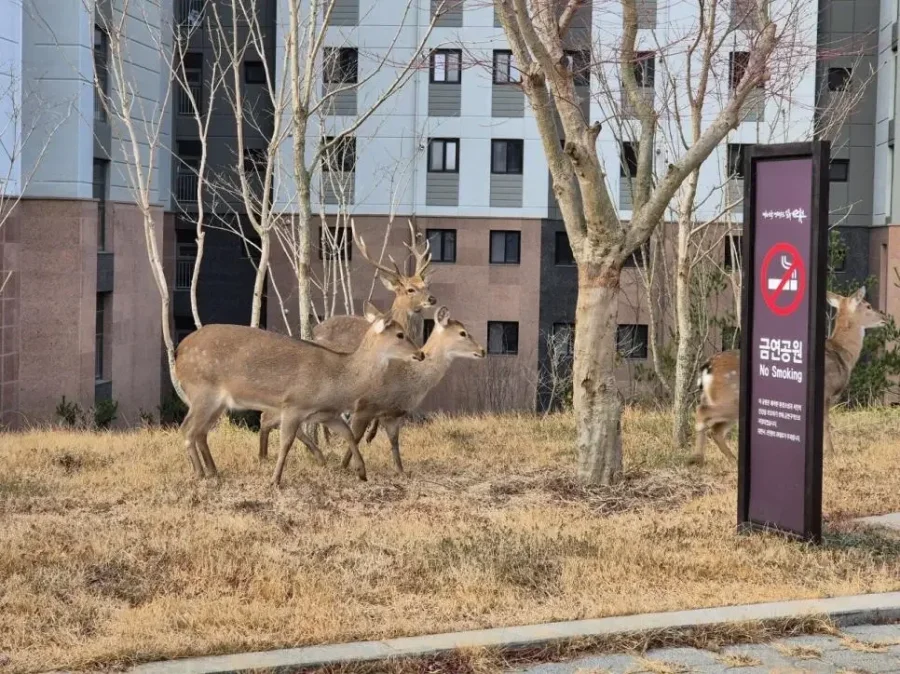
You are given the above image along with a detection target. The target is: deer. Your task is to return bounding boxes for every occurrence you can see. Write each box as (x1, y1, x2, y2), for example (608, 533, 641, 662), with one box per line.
(691, 287, 885, 465)
(333, 305, 485, 475)
(174, 314, 424, 486)
(257, 219, 435, 459)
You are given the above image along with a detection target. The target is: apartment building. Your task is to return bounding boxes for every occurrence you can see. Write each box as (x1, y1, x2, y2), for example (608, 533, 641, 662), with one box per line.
(0, 0, 890, 425)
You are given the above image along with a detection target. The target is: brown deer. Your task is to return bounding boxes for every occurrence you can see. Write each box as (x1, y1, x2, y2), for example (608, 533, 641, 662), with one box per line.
(258, 220, 435, 458)
(691, 287, 885, 464)
(335, 305, 485, 475)
(175, 315, 424, 485)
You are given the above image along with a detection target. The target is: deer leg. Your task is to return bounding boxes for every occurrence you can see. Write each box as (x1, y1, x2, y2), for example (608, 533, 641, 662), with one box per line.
(382, 416, 406, 476)
(184, 396, 226, 478)
(688, 407, 709, 466)
(258, 410, 278, 461)
(824, 407, 834, 454)
(328, 417, 367, 481)
(709, 422, 736, 462)
(294, 428, 327, 466)
(195, 433, 219, 478)
(179, 408, 205, 478)
(272, 411, 303, 487)
(341, 413, 372, 468)
(365, 419, 380, 444)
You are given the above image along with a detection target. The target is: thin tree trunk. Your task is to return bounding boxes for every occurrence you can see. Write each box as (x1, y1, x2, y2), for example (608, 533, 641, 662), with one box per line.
(574, 262, 623, 485)
(297, 173, 313, 339)
(250, 232, 269, 328)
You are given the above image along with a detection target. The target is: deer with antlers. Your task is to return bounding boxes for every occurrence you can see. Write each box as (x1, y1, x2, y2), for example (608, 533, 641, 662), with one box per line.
(258, 220, 436, 459)
(175, 315, 424, 485)
(691, 287, 885, 464)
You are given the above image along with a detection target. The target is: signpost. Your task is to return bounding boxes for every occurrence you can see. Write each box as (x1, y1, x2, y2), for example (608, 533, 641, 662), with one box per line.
(737, 142, 829, 543)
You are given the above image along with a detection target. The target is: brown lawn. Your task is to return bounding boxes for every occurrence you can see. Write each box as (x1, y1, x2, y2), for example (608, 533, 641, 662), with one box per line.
(1, 409, 899, 673)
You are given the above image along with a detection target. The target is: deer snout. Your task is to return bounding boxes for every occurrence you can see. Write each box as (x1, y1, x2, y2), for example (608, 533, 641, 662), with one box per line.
(412, 351, 425, 361)
(475, 347, 486, 358)
(426, 295, 436, 305)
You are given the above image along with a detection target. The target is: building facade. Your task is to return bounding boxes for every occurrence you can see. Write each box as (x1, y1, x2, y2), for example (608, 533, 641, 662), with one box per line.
(0, 0, 894, 425)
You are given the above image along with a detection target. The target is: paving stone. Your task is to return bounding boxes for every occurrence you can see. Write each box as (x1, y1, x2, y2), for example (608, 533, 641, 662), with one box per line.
(643, 647, 721, 667)
(515, 654, 641, 674)
(775, 636, 847, 652)
(841, 625, 900, 645)
(820, 648, 900, 673)
(721, 644, 795, 668)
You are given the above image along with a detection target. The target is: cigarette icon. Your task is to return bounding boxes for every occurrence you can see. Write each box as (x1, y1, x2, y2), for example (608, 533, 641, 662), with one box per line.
(767, 255, 798, 291)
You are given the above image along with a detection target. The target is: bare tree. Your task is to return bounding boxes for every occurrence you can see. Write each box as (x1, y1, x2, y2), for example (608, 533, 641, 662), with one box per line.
(494, 0, 788, 484)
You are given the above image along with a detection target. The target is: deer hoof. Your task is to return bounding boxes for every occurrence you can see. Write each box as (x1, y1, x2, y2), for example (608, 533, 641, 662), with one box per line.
(686, 453, 705, 467)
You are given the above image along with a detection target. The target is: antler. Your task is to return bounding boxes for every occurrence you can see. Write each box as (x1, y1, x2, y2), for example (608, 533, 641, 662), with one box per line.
(351, 218, 402, 280)
(403, 219, 433, 278)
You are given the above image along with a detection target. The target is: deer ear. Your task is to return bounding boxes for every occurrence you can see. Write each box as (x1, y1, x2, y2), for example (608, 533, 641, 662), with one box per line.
(372, 317, 388, 334)
(855, 286, 867, 302)
(435, 306, 450, 328)
(379, 274, 401, 291)
(363, 302, 381, 323)
(826, 292, 841, 309)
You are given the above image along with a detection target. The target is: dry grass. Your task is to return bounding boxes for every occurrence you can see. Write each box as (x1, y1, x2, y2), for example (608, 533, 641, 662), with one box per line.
(1, 409, 900, 673)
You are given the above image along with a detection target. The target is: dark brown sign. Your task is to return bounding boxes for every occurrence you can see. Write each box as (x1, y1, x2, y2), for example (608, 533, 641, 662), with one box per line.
(738, 142, 829, 542)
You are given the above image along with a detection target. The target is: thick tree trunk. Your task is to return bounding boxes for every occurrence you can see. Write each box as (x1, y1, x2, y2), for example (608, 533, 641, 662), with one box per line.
(574, 262, 623, 485)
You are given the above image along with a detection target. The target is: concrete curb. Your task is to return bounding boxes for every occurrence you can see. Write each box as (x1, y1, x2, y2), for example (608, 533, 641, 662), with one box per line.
(127, 592, 900, 674)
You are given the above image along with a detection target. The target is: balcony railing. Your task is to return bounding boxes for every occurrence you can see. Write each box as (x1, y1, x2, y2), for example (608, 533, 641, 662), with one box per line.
(175, 258, 194, 291)
(177, 84, 202, 115)
(177, 0, 204, 26)
(175, 170, 198, 202)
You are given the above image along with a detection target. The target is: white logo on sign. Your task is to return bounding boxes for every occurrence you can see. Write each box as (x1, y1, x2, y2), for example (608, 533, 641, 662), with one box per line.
(767, 254, 798, 292)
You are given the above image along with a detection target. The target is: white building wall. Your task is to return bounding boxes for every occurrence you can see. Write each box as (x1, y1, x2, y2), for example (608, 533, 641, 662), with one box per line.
(0, 0, 23, 198)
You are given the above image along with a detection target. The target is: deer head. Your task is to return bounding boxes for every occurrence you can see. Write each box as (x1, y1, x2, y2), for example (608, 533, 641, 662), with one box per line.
(826, 287, 886, 334)
(353, 219, 436, 316)
(426, 306, 486, 359)
(361, 301, 425, 362)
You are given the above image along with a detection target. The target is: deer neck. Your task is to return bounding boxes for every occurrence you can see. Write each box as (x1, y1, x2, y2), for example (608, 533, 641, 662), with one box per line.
(343, 338, 397, 395)
(388, 298, 415, 331)
(828, 313, 865, 369)
(420, 339, 455, 379)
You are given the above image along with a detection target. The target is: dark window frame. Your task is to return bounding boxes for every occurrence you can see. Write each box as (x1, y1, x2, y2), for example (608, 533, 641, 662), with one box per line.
(551, 322, 575, 360)
(564, 50, 591, 86)
(828, 67, 852, 92)
(323, 47, 359, 84)
(93, 159, 109, 250)
(427, 138, 460, 173)
(492, 50, 521, 84)
(487, 321, 520, 355)
(426, 228, 457, 263)
(322, 136, 357, 172)
(244, 60, 266, 84)
(429, 49, 462, 84)
(830, 158, 849, 182)
(95, 293, 109, 381)
(622, 243, 648, 268)
(729, 51, 752, 90)
(489, 230, 521, 265)
(724, 234, 742, 271)
(93, 25, 109, 121)
(620, 141, 638, 178)
(634, 51, 656, 88)
(318, 225, 353, 261)
(616, 324, 649, 360)
(491, 139, 524, 175)
(727, 143, 750, 179)
(554, 231, 576, 266)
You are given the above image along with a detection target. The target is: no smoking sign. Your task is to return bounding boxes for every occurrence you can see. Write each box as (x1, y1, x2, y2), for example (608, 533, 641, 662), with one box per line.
(760, 242, 806, 317)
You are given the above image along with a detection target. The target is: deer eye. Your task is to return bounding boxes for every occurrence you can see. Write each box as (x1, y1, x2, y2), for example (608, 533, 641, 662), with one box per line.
(460, 331, 467, 337)
(407, 287, 415, 294)
(396, 332, 405, 339)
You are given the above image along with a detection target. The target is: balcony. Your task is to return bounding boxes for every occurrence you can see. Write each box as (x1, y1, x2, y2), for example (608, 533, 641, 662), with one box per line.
(177, 0, 204, 27)
(175, 258, 194, 291)
(175, 170, 198, 203)
(177, 83, 202, 115)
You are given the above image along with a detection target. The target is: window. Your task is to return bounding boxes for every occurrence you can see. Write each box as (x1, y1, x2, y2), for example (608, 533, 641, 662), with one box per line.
(551, 322, 575, 359)
(830, 158, 849, 182)
(622, 244, 648, 268)
(243, 148, 267, 174)
(427, 229, 457, 263)
(322, 136, 356, 172)
(555, 231, 576, 265)
(318, 226, 352, 260)
(491, 139, 524, 174)
(564, 50, 590, 86)
(428, 138, 459, 173)
(177, 52, 203, 115)
(828, 67, 851, 92)
(634, 51, 655, 88)
(729, 51, 759, 89)
(244, 60, 266, 84)
(724, 235, 742, 271)
(493, 50, 521, 84)
(430, 49, 461, 83)
(727, 143, 750, 179)
(93, 26, 108, 122)
(488, 321, 519, 354)
(95, 294, 108, 380)
(620, 141, 638, 178)
(324, 47, 358, 84)
(616, 324, 648, 360)
(175, 231, 198, 291)
(490, 230, 521, 264)
(93, 159, 108, 250)
(423, 318, 435, 342)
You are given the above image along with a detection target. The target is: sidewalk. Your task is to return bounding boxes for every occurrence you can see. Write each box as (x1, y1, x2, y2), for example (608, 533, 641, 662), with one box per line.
(128, 592, 900, 674)
(511, 623, 900, 673)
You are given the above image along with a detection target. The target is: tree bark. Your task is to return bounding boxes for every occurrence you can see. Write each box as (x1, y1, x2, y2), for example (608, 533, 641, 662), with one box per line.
(296, 173, 313, 339)
(250, 231, 269, 328)
(574, 262, 623, 485)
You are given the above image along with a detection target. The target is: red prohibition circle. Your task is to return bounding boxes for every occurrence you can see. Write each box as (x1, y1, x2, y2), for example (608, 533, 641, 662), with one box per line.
(760, 242, 806, 317)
